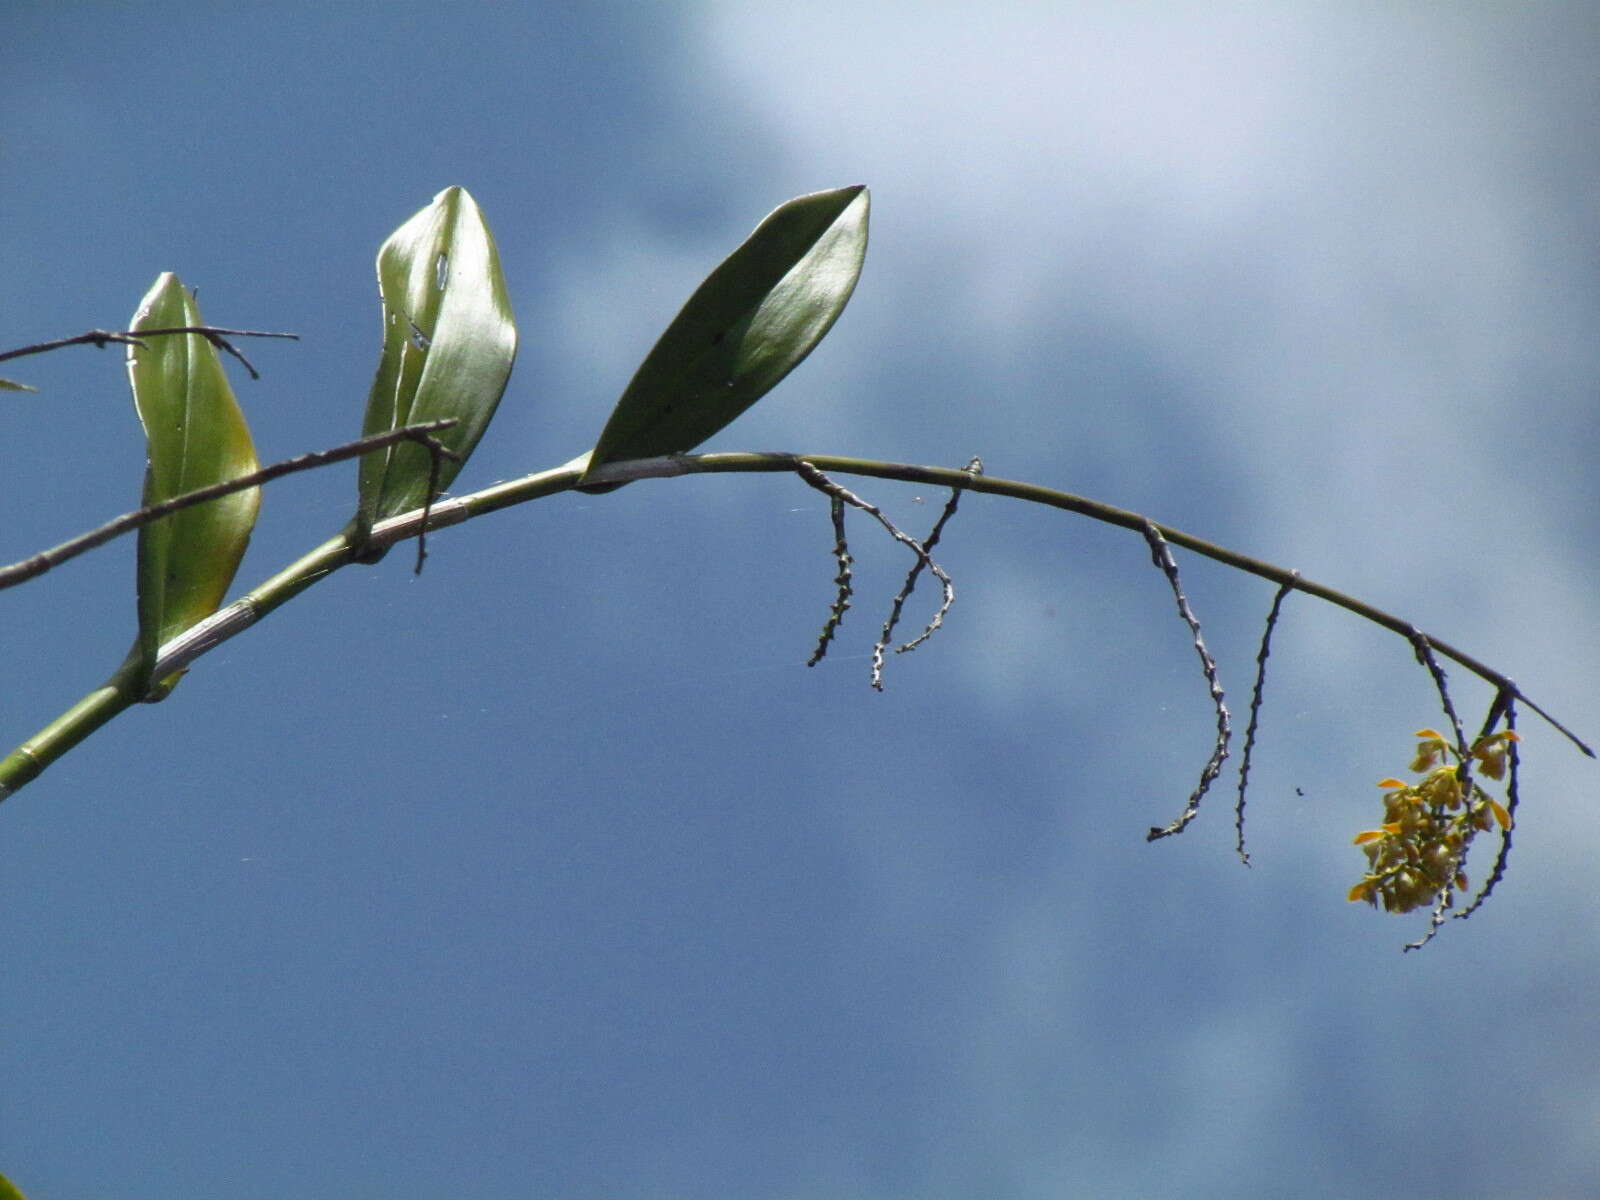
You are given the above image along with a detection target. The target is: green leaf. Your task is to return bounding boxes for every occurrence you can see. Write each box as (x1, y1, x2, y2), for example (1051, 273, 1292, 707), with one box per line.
(0, 377, 38, 392)
(578, 185, 869, 491)
(0, 1170, 29, 1200)
(125, 273, 261, 698)
(353, 186, 517, 540)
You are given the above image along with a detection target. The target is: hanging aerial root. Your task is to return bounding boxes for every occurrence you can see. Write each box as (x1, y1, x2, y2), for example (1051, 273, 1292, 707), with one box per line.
(1232, 573, 1299, 865)
(1409, 628, 1469, 767)
(807, 495, 853, 667)
(878, 456, 981, 662)
(1444, 694, 1521, 928)
(792, 459, 954, 690)
(1141, 520, 1231, 842)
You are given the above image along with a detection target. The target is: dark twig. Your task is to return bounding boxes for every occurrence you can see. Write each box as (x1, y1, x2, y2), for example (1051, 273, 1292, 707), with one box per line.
(1141, 520, 1231, 842)
(1233, 574, 1299, 865)
(0, 326, 299, 381)
(791, 460, 953, 690)
(807, 496, 853, 666)
(0, 420, 459, 591)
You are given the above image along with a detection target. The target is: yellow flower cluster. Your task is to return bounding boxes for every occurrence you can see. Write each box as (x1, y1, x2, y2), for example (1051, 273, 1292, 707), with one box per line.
(1347, 729, 1517, 914)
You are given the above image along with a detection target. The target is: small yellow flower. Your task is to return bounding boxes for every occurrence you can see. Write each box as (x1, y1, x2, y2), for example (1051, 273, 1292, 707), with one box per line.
(1409, 730, 1450, 773)
(1350, 725, 1517, 919)
(1471, 731, 1521, 780)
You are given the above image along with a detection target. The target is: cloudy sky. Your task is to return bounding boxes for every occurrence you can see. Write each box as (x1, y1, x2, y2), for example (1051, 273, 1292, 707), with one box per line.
(4, 4, 1598, 1197)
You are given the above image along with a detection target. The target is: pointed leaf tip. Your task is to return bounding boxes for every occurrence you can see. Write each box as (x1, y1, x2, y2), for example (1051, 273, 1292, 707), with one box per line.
(579, 185, 869, 491)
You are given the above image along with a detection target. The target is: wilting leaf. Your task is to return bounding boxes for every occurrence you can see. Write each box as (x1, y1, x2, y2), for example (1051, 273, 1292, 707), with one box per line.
(124, 273, 261, 698)
(353, 186, 517, 540)
(579, 185, 869, 490)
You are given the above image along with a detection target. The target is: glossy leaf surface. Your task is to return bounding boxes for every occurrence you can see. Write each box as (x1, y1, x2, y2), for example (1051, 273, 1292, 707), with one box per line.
(126, 274, 261, 697)
(579, 185, 869, 489)
(355, 186, 517, 533)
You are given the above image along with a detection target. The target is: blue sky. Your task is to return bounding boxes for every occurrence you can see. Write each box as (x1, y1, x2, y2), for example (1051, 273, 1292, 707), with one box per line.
(4, 4, 1599, 1197)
